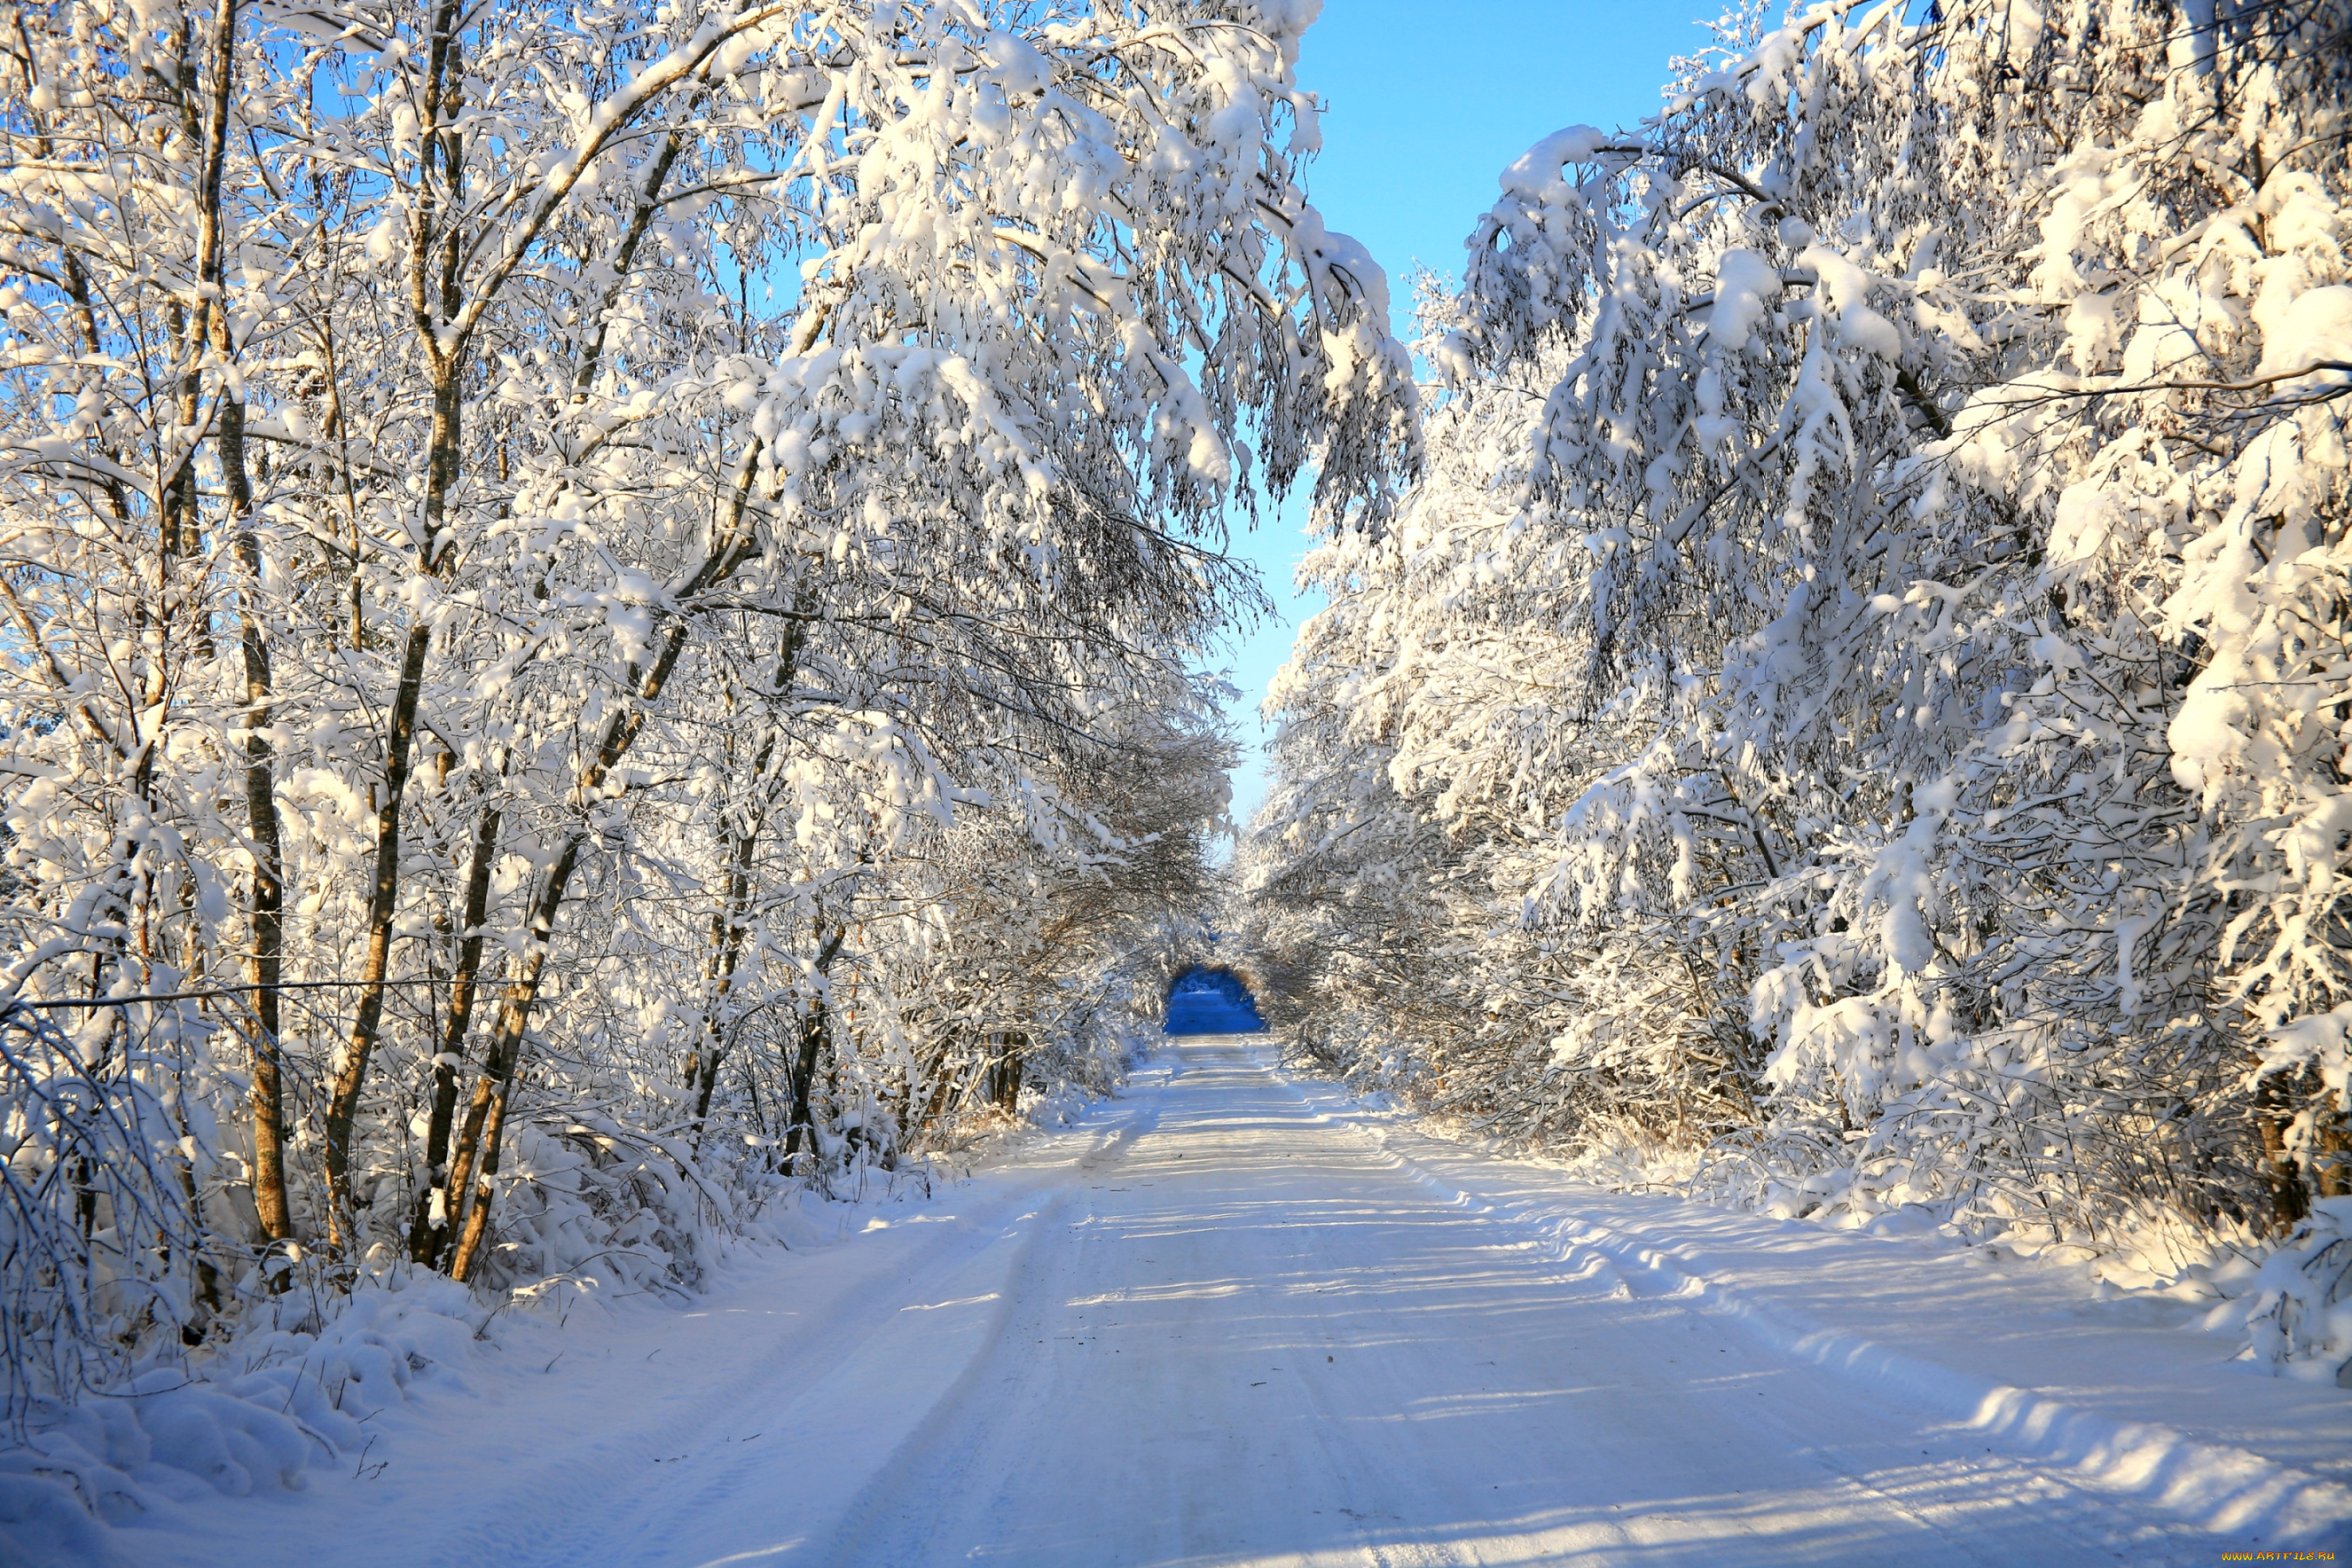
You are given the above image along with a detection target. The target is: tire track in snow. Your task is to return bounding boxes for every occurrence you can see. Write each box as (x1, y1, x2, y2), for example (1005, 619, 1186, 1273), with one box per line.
(798, 1036, 1482, 1568)
(1224, 1045, 2126, 1566)
(1261, 1044, 2352, 1551)
(118, 1041, 2335, 1566)
(804, 1099, 1165, 1565)
(419, 1102, 1159, 1568)
(1246, 1037, 2159, 1565)
(794, 1036, 2153, 1565)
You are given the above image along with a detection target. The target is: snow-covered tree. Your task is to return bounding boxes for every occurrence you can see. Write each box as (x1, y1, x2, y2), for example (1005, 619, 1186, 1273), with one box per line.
(0, 0, 1408, 1409)
(1247, 0, 2352, 1330)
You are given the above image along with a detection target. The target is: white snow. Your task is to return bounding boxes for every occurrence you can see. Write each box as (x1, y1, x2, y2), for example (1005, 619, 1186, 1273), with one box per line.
(1500, 125, 1612, 201)
(56, 1037, 2349, 1567)
(1706, 249, 1783, 355)
(2255, 284, 2352, 384)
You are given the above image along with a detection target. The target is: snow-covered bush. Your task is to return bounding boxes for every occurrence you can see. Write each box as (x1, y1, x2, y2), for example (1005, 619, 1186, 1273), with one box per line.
(2247, 1198, 2352, 1384)
(1246, 0, 2352, 1362)
(0, 1008, 221, 1426)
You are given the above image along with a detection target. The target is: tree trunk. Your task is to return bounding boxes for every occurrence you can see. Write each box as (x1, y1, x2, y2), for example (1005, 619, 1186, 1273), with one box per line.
(2318, 1092, 2350, 1200)
(993, 1031, 1025, 1114)
(781, 923, 849, 1173)
(688, 617, 808, 1153)
(685, 813, 754, 1155)
(185, 0, 293, 1246)
(226, 331, 290, 1244)
(326, 0, 476, 1253)
(2254, 1064, 2315, 1233)
(410, 804, 499, 1262)
(785, 996, 830, 1173)
(322, 618, 433, 1251)
(445, 835, 583, 1282)
(325, 355, 464, 1252)
(2314, 1099, 2352, 1213)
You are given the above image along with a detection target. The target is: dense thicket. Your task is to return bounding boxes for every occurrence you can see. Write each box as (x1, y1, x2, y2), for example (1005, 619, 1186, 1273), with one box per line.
(1244, 0, 2352, 1342)
(0, 0, 1409, 1416)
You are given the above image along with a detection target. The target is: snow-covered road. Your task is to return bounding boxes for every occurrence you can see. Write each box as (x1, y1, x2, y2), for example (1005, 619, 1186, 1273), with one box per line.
(121, 1036, 2351, 1566)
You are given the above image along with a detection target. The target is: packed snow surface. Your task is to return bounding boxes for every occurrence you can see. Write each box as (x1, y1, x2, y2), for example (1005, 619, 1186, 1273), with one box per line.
(96, 1038, 2352, 1566)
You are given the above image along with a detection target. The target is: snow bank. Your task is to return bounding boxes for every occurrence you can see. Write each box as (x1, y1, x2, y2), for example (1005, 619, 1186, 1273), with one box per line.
(1317, 1024, 2346, 1386)
(0, 1274, 481, 1563)
(0, 1070, 1107, 1565)
(0, 1188, 832, 1560)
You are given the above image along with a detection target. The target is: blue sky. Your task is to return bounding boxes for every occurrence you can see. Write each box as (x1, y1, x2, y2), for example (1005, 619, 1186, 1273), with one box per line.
(1211, 0, 1724, 834)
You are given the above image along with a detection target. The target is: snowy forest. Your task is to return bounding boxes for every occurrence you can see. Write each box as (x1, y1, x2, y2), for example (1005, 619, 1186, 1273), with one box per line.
(3, 0, 2351, 1556)
(0, 0, 1408, 1410)
(1242, 0, 2352, 1326)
